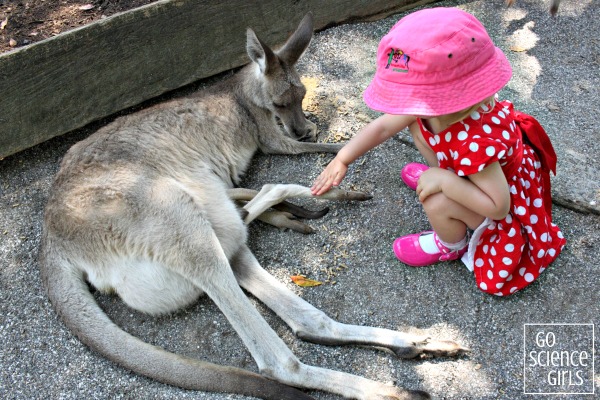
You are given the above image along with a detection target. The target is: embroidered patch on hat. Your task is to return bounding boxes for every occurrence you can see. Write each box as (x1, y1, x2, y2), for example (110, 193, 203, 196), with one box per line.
(385, 48, 410, 73)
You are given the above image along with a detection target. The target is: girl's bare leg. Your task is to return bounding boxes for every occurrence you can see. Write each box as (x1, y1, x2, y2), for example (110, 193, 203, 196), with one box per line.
(422, 192, 485, 243)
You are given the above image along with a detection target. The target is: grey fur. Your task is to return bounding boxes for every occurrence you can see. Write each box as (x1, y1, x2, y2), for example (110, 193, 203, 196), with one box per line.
(39, 13, 466, 400)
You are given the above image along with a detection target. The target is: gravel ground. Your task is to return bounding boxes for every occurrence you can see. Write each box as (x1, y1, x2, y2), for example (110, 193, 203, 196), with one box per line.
(1, 0, 598, 399)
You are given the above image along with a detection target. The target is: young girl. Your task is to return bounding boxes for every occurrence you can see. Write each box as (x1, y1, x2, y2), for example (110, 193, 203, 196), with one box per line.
(311, 7, 566, 296)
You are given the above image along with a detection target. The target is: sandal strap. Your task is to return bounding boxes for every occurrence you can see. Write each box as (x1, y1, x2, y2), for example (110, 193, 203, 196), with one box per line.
(433, 232, 468, 261)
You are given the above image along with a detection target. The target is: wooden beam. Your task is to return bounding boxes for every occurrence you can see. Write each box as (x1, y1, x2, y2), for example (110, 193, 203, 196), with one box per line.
(0, 0, 435, 159)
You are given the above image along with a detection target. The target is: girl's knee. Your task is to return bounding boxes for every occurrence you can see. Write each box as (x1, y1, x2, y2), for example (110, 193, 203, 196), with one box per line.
(422, 192, 451, 214)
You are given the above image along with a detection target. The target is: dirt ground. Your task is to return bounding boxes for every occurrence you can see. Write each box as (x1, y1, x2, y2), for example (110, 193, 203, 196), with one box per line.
(0, 0, 153, 53)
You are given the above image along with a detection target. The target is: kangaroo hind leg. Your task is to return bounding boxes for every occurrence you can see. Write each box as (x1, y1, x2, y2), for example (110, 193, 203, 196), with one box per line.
(232, 245, 469, 358)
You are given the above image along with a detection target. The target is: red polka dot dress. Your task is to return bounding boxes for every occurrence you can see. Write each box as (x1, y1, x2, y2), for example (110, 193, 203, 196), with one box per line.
(417, 100, 566, 296)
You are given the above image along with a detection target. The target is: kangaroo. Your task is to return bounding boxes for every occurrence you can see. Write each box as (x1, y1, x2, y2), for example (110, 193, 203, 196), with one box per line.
(39, 13, 467, 400)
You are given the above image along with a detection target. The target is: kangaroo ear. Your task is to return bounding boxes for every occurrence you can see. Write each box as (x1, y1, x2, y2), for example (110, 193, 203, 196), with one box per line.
(246, 28, 279, 75)
(277, 12, 314, 66)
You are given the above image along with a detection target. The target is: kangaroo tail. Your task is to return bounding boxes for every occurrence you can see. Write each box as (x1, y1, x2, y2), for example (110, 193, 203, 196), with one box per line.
(39, 244, 313, 400)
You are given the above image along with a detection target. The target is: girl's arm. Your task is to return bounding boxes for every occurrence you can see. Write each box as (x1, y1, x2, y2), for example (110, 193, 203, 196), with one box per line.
(418, 162, 511, 220)
(311, 114, 416, 195)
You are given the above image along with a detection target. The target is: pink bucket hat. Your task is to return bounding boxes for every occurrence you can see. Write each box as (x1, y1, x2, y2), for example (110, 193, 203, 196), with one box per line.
(363, 7, 512, 116)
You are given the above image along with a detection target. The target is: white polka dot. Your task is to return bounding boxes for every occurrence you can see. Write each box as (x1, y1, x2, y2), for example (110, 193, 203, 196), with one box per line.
(486, 146, 496, 157)
(507, 147, 514, 156)
(540, 233, 548, 242)
(530, 215, 538, 224)
(524, 273, 534, 282)
(498, 111, 506, 118)
(510, 185, 517, 195)
(497, 150, 506, 159)
(463, 123, 470, 131)
(457, 131, 468, 141)
(516, 206, 526, 216)
(519, 267, 526, 276)
(496, 282, 504, 289)
(445, 132, 452, 142)
(503, 257, 513, 265)
(492, 116, 501, 124)
(505, 244, 515, 252)
(478, 164, 485, 172)
(499, 270, 509, 278)
(487, 270, 494, 280)
(489, 259, 495, 268)
(480, 282, 488, 290)
(533, 198, 542, 208)
(507, 274, 513, 282)
(505, 214, 513, 224)
(469, 142, 479, 152)
(508, 227, 516, 237)
(475, 258, 484, 267)
(557, 231, 564, 239)
(491, 246, 497, 256)
(539, 267, 546, 273)
(429, 137, 436, 146)
(471, 111, 481, 120)
(537, 249, 545, 258)
(510, 287, 518, 293)
(548, 248, 556, 257)
(460, 158, 471, 166)
(483, 124, 492, 134)
(457, 170, 465, 176)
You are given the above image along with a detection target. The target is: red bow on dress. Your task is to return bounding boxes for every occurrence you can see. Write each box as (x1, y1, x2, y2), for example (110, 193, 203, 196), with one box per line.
(513, 110, 557, 217)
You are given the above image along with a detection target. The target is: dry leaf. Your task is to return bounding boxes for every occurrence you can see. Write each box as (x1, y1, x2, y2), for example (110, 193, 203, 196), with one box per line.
(291, 275, 322, 287)
(9, 38, 17, 47)
(79, 4, 95, 11)
(510, 46, 527, 53)
(1, 18, 8, 30)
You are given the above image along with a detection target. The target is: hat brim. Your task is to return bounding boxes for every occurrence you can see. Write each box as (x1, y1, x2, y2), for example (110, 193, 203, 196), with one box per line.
(363, 47, 512, 117)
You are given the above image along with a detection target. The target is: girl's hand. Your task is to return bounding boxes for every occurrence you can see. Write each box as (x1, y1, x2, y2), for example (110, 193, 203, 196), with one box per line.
(311, 158, 348, 196)
(416, 167, 453, 202)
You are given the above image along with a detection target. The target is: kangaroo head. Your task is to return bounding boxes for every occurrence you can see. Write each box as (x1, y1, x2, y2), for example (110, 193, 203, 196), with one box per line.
(245, 13, 317, 142)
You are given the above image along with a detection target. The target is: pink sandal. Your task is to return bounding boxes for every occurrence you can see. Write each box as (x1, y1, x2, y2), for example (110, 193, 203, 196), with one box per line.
(393, 231, 467, 267)
(400, 163, 429, 190)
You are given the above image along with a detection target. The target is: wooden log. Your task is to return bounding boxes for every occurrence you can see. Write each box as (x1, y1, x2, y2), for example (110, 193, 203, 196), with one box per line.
(0, 0, 435, 159)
